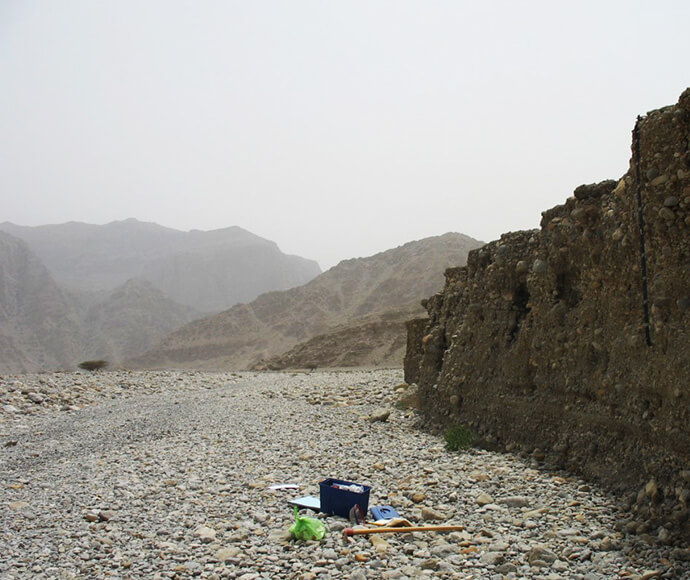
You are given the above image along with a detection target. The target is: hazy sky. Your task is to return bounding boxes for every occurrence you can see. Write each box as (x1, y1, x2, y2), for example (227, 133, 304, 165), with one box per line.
(1, 1, 689, 269)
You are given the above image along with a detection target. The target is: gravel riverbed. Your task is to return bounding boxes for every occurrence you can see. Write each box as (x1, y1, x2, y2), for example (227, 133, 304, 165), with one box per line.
(1, 370, 688, 579)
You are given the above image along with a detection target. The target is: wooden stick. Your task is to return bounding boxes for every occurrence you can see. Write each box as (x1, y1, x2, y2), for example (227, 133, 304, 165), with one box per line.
(344, 524, 464, 536)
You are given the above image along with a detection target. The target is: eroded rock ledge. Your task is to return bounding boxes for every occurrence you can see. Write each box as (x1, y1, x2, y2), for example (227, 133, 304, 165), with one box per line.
(405, 89, 690, 544)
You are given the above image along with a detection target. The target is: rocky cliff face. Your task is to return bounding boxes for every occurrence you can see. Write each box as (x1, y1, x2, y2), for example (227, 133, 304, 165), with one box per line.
(405, 89, 690, 544)
(0, 232, 84, 372)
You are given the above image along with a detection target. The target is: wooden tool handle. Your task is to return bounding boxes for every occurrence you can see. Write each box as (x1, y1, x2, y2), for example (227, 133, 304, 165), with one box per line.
(344, 524, 464, 536)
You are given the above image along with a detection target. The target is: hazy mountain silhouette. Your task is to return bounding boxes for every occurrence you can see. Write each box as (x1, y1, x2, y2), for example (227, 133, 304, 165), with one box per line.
(0, 231, 201, 372)
(128, 233, 483, 370)
(0, 226, 480, 373)
(0, 219, 321, 312)
(0, 232, 84, 372)
(76, 278, 199, 363)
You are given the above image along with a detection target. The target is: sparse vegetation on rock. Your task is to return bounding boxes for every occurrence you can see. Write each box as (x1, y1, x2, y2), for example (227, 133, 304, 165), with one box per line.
(444, 424, 475, 451)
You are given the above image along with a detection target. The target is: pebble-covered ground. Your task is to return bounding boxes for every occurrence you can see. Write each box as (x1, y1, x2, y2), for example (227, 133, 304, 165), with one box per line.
(1, 370, 688, 579)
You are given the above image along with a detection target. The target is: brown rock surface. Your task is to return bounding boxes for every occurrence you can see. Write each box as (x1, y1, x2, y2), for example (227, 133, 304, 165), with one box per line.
(253, 303, 422, 370)
(406, 88, 690, 542)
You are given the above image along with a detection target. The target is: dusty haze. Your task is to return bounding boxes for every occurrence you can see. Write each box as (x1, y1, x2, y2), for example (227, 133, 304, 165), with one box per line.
(1, 1, 689, 268)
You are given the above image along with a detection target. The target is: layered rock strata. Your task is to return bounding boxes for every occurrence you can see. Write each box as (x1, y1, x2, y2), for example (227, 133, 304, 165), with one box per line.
(405, 89, 690, 543)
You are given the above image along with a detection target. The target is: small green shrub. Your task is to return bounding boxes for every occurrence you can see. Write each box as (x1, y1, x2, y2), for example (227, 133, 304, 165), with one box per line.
(444, 424, 475, 451)
(78, 360, 109, 371)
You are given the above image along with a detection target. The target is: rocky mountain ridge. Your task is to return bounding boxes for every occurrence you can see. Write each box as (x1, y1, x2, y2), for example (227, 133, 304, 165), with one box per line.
(129, 232, 483, 370)
(0, 229, 202, 372)
(77, 278, 199, 363)
(0, 232, 83, 372)
(0, 225, 481, 373)
(0, 219, 321, 312)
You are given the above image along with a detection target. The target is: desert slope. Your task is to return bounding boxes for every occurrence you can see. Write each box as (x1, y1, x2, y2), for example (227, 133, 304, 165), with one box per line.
(252, 303, 423, 370)
(129, 232, 483, 370)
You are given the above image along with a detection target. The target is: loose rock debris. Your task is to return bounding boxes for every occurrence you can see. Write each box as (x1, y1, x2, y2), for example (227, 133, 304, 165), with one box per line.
(1, 369, 688, 578)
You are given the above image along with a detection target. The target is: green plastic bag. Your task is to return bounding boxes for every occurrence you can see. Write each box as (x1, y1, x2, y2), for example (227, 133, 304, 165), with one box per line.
(289, 507, 326, 541)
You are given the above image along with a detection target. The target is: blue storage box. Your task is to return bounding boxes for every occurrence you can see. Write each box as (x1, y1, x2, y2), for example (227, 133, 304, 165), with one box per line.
(319, 478, 371, 518)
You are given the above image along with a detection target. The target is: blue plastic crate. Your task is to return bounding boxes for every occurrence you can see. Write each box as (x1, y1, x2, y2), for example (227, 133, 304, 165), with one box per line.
(319, 478, 371, 518)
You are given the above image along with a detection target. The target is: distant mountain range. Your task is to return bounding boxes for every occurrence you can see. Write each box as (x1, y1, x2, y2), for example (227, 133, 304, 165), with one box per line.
(0, 219, 321, 312)
(0, 220, 482, 373)
(128, 232, 484, 370)
(0, 220, 323, 372)
(0, 233, 203, 372)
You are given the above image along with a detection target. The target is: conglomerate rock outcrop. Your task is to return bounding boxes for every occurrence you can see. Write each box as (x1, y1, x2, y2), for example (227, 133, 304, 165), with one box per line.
(405, 89, 690, 544)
